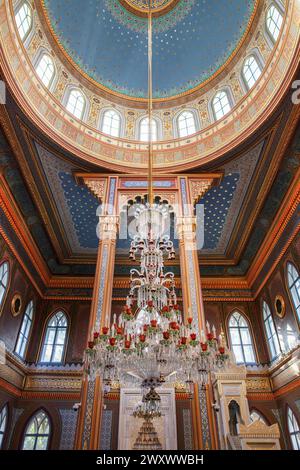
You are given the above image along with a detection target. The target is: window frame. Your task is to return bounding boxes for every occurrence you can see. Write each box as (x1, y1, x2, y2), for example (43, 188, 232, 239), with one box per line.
(265, 2, 284, 44)
(138, 116, 160, 142)
(21, 409, 51, 451)
(39, 310, 69, 365)
(0, 260, 10, 312)
(100, 108, 122, 138)
(14, 300, 34, 360)
(15, 1, 33, 43)
(0, 403, 8, 449)
(286, 261, 300, 327)
(176, 110, 198, 138)
(211, 89, 233, 121)
(34, 51, 56, 90)
(287, 406, 300, 450)
(262, 300, 281, 361)
(242, 54, 263, 91)
(228, 310, 257, 365)
(65, 87, 87, 121)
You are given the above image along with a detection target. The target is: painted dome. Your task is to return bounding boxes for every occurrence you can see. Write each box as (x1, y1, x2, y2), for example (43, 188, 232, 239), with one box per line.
(42, 0, 255, 98)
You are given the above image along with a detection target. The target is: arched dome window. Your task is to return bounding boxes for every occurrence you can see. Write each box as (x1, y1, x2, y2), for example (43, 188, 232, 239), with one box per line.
(40, 311, 68, 364)
(287, 262, 300, 322)
(287, 407, 300, 450)
(242, 55, 262, 90)
(101, 109, 121, 137)
(15, 300, 34, 359)
(22, 410, 51, 450)
(266, 4, 283, 42)
(139, 117, 158, 142)
(65, 89, 86, 120)
(212, 90, 231, 121)
(262, 301, 281, 360)
(15, 1, 33, 41)
(35, 53, 55, 88)
(177, 111, 197, 138)
(0, 261, 9, 310)
(0, 404, 8, 449)
(228, 311, 256, 365)
(250, 410, 267, 424)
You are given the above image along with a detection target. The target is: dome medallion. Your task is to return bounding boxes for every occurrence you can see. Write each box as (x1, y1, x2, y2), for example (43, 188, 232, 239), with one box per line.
(120, 0, 180, 17)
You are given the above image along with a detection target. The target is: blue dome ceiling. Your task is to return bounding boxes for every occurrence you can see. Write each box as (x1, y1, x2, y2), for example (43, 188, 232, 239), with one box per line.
(43, 0, 255, 99)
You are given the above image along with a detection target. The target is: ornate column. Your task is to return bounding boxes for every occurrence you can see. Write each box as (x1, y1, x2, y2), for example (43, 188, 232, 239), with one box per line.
(75, 177, 118, 450)
(176, 176, 221, 450)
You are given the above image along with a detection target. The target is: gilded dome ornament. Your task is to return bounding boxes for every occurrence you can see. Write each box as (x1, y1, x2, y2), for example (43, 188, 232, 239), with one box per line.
(119, 0, 179, 17)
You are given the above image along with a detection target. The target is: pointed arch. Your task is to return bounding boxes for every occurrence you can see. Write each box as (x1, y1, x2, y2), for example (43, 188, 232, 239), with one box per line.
(262, 300, 281, 360)
(228, 311, 256, 364)
(287, 262, 300, 324)
(15, 300, 34, 359)
(40, 310, 68, 364)
(0, 261, 9, 311)
(22, 409, 51, 450)
(287, 407, 300, 450)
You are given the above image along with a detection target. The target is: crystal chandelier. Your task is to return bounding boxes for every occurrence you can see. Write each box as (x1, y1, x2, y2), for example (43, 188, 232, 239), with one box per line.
(128, 202, 176, 311)
(84, 1, 230, 411)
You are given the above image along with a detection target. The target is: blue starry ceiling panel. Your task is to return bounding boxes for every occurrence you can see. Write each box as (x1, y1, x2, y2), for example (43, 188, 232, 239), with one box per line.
(199, 173, 239, 250)
(59, 172, 100, 249)
(43, 0, 255, 98)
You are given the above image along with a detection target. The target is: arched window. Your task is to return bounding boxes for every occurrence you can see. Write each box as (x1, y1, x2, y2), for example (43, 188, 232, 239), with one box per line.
(287, 262, 300, 322)
(177, 111, 197, 137)
(0, 404, 8, 449)
(242, 55, 262, 90)
(287, 407, 300, 450)
(286, 323, 296, 350)
(101, 109, 121, 137)
(15, 2, 33, 41)
(266, 4, 283, 42)
(262, 301, 281, 360)
(250, 410, 267, 424)
(228, 311, 256, 364)
(0, 261, 9, 309)
(40, 311, 68, 364)
(212, 90, 231, 121)
(139, 117, 158, 142)
(22, 410, 50, 450)
(35, 53, 55, 88)
(15, 300, 34, 359)
(65, 89, 86, 120)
